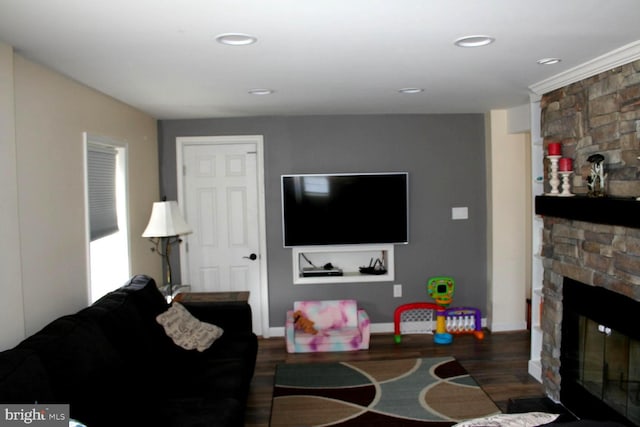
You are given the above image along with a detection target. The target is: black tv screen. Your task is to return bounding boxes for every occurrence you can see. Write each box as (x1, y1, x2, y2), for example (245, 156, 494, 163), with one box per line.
(281, 172, 409, 247)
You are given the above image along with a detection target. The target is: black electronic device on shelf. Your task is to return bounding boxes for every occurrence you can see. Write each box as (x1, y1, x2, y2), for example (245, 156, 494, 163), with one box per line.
(299, 254, 343, 277)
(301, 267, 344, 277)
(359, 257, 387, 275)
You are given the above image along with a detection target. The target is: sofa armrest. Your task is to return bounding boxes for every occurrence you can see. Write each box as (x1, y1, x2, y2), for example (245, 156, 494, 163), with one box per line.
(357, 309, 371, 349)
(285, 310, 296, 353)
(180, 301, 254, 337)
(285, 310, 295, 327)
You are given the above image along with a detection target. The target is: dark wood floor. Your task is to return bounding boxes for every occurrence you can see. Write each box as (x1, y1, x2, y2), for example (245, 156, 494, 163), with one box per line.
(244, 330, 546, 426)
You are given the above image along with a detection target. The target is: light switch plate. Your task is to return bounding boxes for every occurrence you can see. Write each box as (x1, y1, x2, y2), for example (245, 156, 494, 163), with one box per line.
(393, 284, 402, 298)
(451, 207, 468, 220)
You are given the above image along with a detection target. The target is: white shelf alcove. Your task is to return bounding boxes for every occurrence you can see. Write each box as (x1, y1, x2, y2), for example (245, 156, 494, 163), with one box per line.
(292, 244, 395, 284)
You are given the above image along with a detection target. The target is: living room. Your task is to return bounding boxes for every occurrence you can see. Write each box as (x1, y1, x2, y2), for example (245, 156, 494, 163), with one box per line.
(0, 44, 532, 348)
(1, 2, 640, 426)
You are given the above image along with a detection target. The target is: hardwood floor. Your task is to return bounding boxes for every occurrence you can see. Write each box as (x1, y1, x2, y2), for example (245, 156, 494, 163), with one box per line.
(244, 330, 546, 426)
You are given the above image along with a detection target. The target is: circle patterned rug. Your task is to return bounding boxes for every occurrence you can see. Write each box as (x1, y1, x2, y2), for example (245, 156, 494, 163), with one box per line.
(270, 356, 501, 426)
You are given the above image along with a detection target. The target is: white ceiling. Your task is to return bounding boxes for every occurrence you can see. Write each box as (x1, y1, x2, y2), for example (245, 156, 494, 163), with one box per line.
(1, 0, 640, 119)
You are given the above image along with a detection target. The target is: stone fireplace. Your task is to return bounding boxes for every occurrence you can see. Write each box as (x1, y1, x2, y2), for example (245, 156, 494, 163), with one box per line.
(536, 58, 640, 424)
(535, 198, 640, 424)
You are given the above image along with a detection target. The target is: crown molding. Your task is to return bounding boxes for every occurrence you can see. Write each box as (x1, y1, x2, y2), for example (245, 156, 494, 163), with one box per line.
(529, 40, 640, 96)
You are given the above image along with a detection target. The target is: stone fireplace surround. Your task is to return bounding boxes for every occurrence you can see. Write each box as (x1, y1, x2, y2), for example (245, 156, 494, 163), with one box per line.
(536, 195, 640, 423)
(535, 57, 640, 423)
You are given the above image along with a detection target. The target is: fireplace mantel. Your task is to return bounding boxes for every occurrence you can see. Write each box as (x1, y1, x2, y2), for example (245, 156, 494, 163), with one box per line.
(535, 195, 640, 229)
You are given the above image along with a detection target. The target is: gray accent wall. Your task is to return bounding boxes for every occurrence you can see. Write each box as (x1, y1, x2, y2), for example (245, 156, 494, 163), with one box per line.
(158, 114, 487, 327)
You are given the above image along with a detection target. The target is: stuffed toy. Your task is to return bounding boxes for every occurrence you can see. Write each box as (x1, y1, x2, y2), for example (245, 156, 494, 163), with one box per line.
(293, 310, 318, 335)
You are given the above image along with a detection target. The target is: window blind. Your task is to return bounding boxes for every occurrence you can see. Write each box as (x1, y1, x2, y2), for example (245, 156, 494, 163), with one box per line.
(88, 143, 118, 241)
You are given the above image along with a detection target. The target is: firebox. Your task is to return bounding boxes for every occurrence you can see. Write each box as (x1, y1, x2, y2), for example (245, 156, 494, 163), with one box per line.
(561, 277, 640, 426)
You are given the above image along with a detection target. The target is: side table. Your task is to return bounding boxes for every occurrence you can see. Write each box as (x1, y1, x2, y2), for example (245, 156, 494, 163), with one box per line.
(173, 291, 249, 304)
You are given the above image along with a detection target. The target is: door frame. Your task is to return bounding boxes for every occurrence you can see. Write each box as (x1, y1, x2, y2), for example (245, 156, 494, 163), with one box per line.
(176, 135, 270, 337)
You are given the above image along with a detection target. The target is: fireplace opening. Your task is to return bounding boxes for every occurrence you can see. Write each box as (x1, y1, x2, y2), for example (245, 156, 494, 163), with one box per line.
(561, 277, 640, 426)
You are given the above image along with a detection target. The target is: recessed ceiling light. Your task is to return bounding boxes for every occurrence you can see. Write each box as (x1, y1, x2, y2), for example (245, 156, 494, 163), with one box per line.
(454, 35, 495, 48)
(248, 88, 274, 95)
(398, 88, 424, 94)
(215, 33, 257, 46)
(537, 57, 562, 65)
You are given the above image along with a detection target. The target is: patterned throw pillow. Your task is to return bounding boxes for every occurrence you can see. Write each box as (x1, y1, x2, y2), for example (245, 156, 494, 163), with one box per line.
(156, 302, 223, 352)
(453, 412, 559, 427)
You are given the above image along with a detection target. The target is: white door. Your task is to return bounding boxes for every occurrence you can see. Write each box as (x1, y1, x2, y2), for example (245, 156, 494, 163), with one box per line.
(177, 135, 268, 336)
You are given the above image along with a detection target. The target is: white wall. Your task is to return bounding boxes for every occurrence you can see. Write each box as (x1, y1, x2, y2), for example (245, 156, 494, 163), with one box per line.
(485, 109, 528, 331)
(507, 104, 531, 134)
(0, 48, 163, 349)
(0, 43, 25, 350)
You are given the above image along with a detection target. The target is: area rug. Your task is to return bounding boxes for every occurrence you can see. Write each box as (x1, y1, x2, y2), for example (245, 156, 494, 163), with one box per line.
(270, 356, 501, 426)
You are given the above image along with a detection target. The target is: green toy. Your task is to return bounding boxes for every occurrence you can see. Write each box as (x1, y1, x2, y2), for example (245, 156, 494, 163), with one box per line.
(427, 276, 455, 344)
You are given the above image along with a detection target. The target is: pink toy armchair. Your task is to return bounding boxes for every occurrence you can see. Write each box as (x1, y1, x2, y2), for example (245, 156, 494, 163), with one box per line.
(285, 299, 370, 353)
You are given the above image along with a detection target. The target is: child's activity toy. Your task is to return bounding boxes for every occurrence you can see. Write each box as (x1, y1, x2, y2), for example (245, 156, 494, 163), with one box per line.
(393, 276, 484, 344)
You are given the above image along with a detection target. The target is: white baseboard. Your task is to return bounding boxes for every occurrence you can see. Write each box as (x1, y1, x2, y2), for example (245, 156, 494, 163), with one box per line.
(528, 359, 542, 382)
(266, 319, 491, 338)
(370, 322, 395, 333)
(268, 326, 285, 337)
(489, 320, 527, 332)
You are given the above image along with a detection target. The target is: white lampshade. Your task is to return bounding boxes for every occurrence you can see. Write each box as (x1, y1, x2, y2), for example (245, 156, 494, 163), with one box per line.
(142, 201, 192, 237)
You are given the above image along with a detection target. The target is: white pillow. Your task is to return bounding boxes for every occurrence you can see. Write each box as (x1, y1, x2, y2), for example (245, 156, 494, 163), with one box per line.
(453, 412, 559, 427)
(156, 302, 223, 352)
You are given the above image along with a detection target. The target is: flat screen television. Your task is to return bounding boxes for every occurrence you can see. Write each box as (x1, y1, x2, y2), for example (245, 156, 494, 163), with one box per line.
(281, 172, 409, 247)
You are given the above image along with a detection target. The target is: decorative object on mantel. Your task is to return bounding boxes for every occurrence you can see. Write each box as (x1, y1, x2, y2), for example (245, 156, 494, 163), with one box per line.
(586, 153, 606, 197)
(559, 170, 575, 197)
(547, 142, 561, 156)
(546, 141, 576, 197)
(547, 155, 561, 195)
(557, 157, 574, 197)
(142, 200, 192, 299)
(546, 141, 566, 196)
(558, 157, 572, 172)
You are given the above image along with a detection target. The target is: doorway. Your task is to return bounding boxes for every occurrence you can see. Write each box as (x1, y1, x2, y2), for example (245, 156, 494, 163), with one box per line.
(177, 135, 269, 336)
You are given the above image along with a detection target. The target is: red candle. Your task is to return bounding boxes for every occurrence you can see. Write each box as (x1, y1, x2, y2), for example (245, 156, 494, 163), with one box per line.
(559, 157, 573, 171)
(548, 142, 561, 156)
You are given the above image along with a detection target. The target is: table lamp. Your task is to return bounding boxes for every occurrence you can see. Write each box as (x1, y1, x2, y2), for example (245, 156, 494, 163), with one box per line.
(142, 200, 192, 298)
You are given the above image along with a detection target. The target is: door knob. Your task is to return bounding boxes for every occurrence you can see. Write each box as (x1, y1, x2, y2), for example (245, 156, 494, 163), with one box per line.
(243, 253, 257, 261)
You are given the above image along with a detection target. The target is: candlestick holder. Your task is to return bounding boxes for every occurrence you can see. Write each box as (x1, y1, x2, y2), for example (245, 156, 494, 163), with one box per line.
(559, 171, 575, 197)
(547, 155, 561, 195)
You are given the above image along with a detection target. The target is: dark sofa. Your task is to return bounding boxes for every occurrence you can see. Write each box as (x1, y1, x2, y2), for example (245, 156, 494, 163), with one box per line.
(0, 274, 258, 427)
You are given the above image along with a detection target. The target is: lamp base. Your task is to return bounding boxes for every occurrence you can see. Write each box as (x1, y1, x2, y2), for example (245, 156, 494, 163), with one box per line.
(160, 284, 191, 302)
